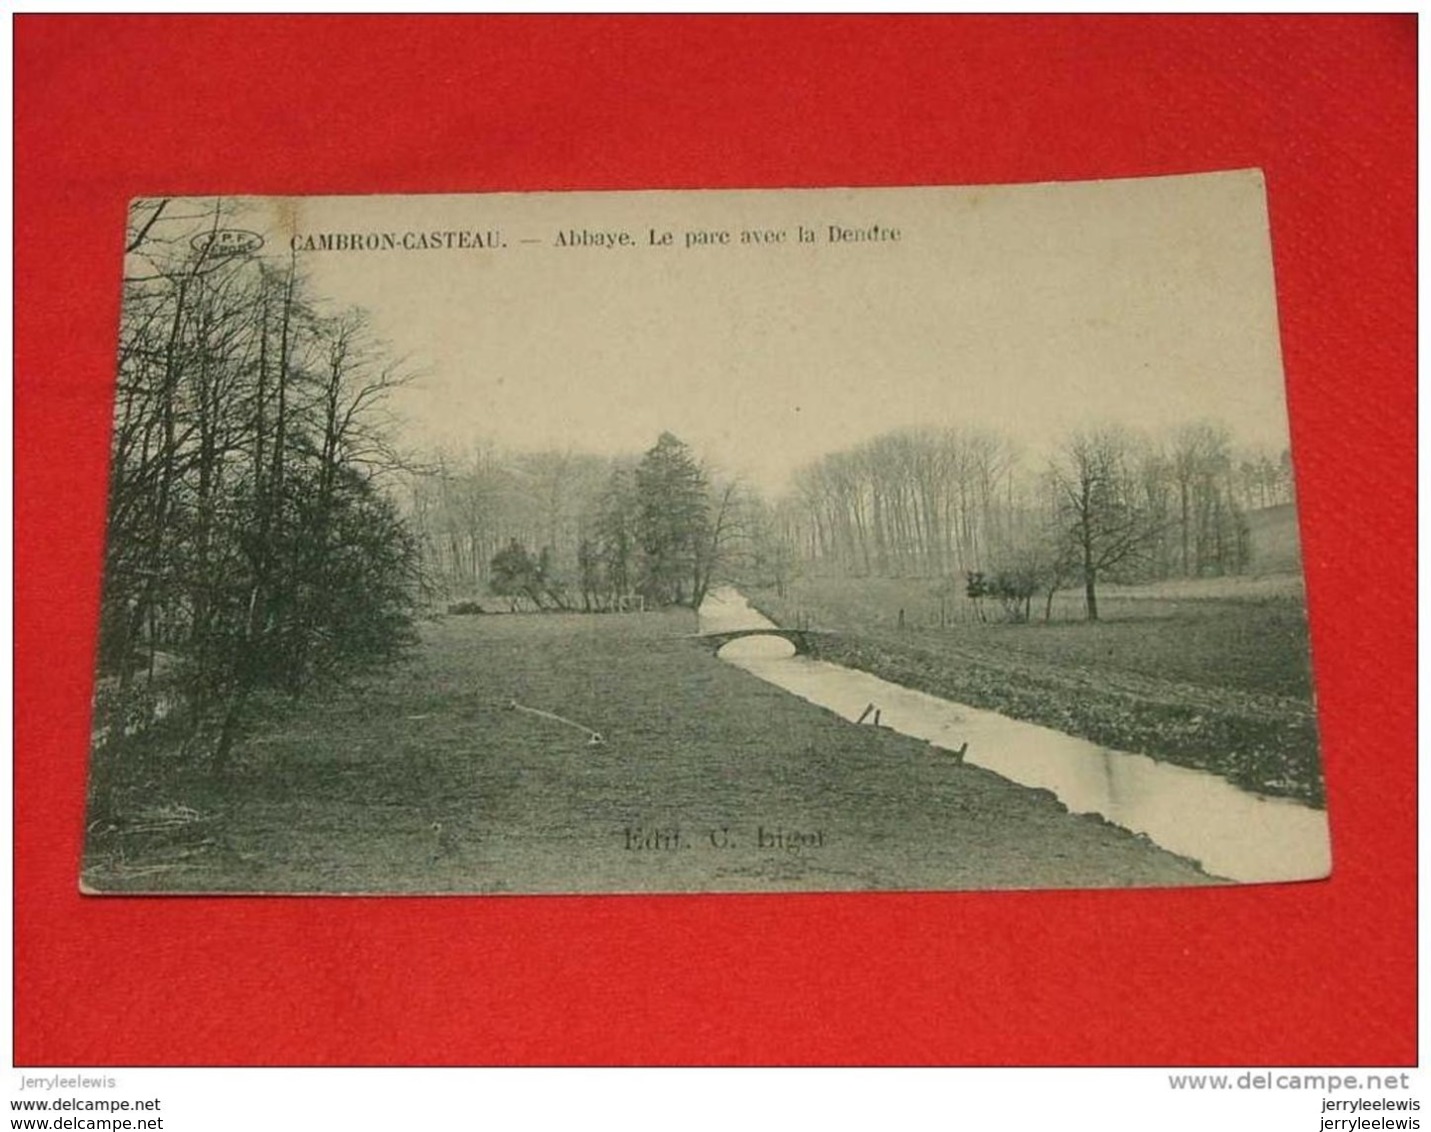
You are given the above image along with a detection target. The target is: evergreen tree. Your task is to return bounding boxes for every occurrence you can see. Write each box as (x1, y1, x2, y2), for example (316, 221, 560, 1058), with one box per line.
(634, 433, 710, 607)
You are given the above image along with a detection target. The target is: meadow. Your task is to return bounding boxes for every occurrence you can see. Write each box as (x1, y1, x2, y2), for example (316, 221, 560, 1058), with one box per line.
(82, 609, 1213, 894)
(748, 572, 1322, 804)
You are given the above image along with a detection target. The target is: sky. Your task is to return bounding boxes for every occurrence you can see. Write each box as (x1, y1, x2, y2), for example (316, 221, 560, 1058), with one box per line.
(223, 171, 1293, 494)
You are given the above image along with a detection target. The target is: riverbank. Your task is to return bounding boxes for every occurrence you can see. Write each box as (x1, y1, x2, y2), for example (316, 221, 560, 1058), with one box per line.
(83, 609, 1215, 893)
(747, 576, 1322, 804)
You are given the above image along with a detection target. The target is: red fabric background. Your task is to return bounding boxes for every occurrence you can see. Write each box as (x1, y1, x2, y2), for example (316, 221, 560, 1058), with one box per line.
(14, 15, 1416, 1066)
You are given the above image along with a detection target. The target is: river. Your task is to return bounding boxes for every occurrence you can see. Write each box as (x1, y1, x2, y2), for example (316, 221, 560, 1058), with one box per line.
(698, 586, 1331, 884)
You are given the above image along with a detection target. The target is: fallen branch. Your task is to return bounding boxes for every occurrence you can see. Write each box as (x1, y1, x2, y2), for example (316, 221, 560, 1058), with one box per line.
(508, 700, 604, 747)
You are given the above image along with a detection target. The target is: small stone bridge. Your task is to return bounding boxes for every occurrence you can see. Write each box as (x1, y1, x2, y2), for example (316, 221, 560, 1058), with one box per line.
(689, 627, 834, 656)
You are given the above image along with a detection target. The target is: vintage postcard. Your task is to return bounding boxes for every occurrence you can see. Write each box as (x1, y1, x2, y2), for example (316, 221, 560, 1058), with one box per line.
(83, 172, 1329, 894)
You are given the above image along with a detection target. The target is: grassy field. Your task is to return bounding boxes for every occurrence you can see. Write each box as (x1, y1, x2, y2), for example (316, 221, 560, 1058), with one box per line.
(749, 573, 1322, 804)
(82, 609, 1214, 894)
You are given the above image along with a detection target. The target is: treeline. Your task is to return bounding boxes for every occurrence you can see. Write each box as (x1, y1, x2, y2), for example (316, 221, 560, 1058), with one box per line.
(97, 200, 418, 772)
(781, 427, 1021, 578)
(777, 420, 1296, 620)
(406, 433, 785, 612)
(409, 418, 1291, 625)
(405, 446, 613, 601)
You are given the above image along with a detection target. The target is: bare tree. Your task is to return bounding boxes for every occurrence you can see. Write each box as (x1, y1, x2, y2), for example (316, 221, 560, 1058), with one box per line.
(1048, 427, 1163, 621)
(95, 199, 420, 780)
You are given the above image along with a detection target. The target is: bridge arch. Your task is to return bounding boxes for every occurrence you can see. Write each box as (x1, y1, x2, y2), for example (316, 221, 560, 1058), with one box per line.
(691, 627, 824, 656)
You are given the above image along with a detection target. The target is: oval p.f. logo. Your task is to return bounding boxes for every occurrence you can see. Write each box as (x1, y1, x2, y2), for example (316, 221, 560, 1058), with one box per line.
(190, 228, 265, 256)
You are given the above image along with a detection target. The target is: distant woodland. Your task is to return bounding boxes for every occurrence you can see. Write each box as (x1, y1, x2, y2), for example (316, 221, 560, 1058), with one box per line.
(405, 421, 1294, 623)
